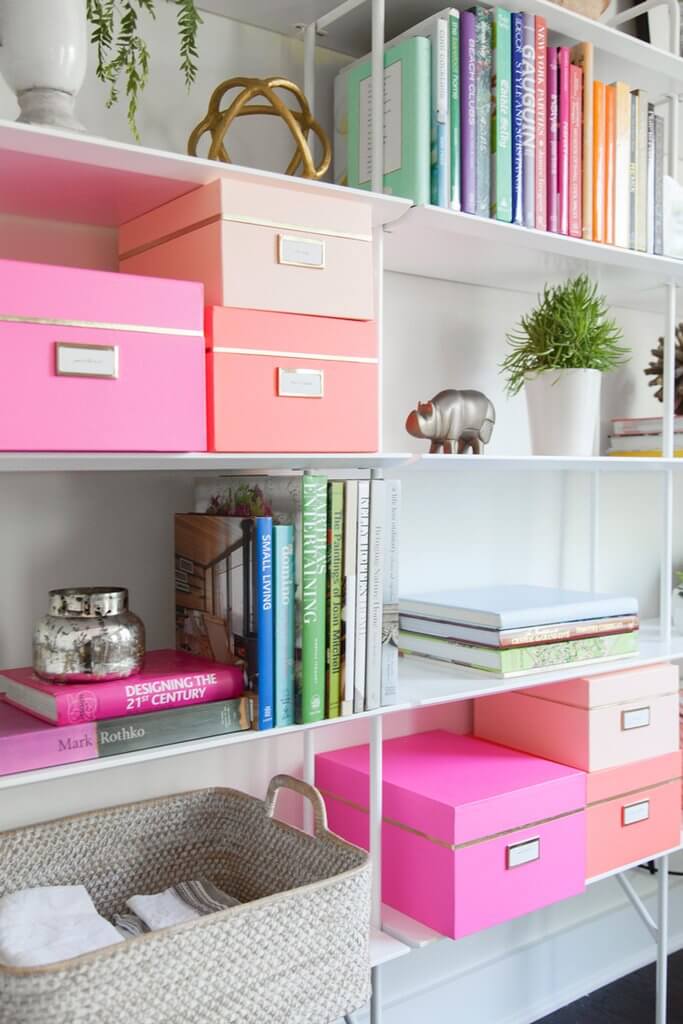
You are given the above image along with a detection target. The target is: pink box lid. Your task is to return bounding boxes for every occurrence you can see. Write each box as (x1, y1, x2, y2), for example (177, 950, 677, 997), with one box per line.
(520, 662, 679, 710)
(0, 257, 203, 332)
(586, 751, 682, 805)
(315, 730, 586, 847)
(205, 306, 377, 358)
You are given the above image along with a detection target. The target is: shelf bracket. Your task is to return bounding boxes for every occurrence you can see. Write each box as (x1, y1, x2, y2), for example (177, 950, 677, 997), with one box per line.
(616, 872, 658, 940)
(615, 854, 670, 1024)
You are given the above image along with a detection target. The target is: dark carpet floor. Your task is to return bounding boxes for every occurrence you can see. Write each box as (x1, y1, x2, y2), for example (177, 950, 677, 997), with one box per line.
(534, 950, 682, 1022)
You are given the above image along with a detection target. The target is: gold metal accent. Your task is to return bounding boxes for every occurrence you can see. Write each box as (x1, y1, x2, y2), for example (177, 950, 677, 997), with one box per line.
(55, 342, 119, 380)
(211, 346, 378, 364)
(188, 76, 331, 180)
(506, 837, 541, 869)
(621, 706, 651, 731)
(277, 234, 326, 269)
(0, 313, 202, 337)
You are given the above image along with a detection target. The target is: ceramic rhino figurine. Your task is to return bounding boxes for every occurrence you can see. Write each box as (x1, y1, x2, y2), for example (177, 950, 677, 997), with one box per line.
(405, 389, 496, 454)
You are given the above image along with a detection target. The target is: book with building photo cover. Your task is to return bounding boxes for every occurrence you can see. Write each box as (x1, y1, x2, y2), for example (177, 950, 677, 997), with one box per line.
(175, 513, 273, 731)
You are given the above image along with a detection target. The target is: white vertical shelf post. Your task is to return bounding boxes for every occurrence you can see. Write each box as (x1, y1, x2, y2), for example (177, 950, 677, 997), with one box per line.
(303, 22, 317, 167)
(656, 855, 670, 1024)
(303, 729, 315, 834)
(589, 471, 600, 593)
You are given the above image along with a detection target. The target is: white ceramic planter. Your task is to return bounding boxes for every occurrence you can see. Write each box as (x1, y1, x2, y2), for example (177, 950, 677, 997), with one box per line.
(0, 0, 87, 131)
(525, 368, 602, 457)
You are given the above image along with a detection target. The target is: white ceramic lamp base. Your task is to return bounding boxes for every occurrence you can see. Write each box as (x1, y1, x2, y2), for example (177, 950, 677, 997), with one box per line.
(16, 87, 84, 132)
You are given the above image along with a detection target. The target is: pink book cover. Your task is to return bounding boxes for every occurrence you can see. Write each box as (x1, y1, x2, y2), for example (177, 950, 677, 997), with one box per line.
(534, 18, 548, 231)
(0, 699, 97, 776)
(558, 47, 571, 236)
(569, 64, 583, 238)
(547, 47, 559, 233)
(0, 650, 245, 725)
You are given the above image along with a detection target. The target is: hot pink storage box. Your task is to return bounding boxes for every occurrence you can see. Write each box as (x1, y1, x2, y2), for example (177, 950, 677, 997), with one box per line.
(315, 730, 586, 939)
(0, 257, 206, 451)
(205, 306, 378, 452)
(119, 178, 374, 320)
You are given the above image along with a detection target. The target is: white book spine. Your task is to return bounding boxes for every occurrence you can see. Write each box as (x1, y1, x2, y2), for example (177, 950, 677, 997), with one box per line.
(341, 480, 358, 717)
(381, 480, 401, 707)
(353, 481, 370, 714)
(635, 90, 648, 252)
(646, 104, 655, 254)
(364, 480, 385, 711)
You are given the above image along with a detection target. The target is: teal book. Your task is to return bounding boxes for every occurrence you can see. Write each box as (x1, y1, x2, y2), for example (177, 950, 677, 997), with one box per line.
(97, 698, 250, 755)
(491, 7, 512, 221)
(471, 6, 492, 218)
(273, 523, 295, 727)
(450, 12, 461, 211)
(431, 17, 450, 207)
(299, 476, 328, 724)
(348, 36, 431, 205)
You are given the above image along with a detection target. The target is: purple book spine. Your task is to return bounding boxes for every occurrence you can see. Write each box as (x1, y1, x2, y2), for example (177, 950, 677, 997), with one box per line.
(547, 46, 559, 233)
(460, 11, 477, 214)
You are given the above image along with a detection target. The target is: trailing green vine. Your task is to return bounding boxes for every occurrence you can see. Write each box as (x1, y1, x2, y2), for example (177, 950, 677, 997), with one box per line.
(86, 0, 201, 140)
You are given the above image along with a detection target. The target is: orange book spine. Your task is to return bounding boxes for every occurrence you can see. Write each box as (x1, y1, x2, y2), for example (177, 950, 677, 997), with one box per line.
(592, 80, 606, 243)
(604, 84, 616, 245)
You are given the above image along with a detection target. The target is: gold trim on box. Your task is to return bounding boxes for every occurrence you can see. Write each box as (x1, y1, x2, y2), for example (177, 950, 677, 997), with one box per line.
(55, 342, 119, 380)
(621, 706, 651, 731)
(277, 233, 325, 270)
(212, 346, 378, 365)
(588, 776, 682, 810)
(0, 313, 203, 337)
(506, 836, 541, 869)
(277, 367, 324, 398)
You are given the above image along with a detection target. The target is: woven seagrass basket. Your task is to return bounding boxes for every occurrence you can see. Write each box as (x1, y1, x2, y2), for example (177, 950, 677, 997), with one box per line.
(0, 775, 371, 1024)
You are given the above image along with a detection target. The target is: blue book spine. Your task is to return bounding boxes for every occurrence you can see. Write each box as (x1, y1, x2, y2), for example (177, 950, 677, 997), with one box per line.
(511, 12, 524, 226)
(273, 524, 295, 727)
(256, 517, 274, 730)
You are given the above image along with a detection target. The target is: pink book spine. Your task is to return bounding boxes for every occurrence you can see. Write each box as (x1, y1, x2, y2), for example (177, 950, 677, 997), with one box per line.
(547, 47, 559, 233)
(1, 723, 97, 776)
(534, 18, 547, 231)
(558, 47, 571, 236)
(569, 64, 583, 238)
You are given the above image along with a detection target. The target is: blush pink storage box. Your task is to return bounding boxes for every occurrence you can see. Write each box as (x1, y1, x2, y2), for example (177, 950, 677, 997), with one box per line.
(205, 306, 378, 452)
(315, 730, 586, 939)
(119, 178, 374, 320)
(0, 257, 206, 452)
(474, 663, 680, 772)
(585, 752, 682, 879)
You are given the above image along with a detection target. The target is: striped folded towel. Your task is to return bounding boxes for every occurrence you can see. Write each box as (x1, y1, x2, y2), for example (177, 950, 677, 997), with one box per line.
(114, 879, 240, 938)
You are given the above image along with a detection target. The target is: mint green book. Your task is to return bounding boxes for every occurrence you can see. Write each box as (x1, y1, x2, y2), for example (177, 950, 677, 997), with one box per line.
(472, 6, 491, 218)
(97, 698, 250, 755)
(450, 12, 461, 210)
(299, 476, 327, 723)
(326, 482, 344, 719)
(348, 36, 431, 205)
(491, 7, 512, 221)
(399, 630, 639, 678)
(273, 523, 295, 727)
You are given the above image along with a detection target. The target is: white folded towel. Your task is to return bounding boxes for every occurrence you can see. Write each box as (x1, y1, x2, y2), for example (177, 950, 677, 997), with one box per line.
(0, 886, 123, 967)
(123, 879, 239, 933)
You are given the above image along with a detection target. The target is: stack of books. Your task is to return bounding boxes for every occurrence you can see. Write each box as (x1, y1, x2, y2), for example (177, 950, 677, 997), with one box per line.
(335, 6, 666, 254)
(0, 649, 248, 777)
(607, 416, 683, 457)
(179, 474, 401, 731)
(399, 585, 639, 677)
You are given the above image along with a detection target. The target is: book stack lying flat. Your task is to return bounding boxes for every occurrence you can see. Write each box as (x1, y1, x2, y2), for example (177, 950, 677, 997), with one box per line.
(399, 585, 639, 677)
(607, 416, 683, 457)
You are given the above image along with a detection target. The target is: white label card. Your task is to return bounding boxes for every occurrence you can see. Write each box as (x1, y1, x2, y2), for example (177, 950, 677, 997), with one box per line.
(623, 800, 650, 826)
(278, 235, 325, 268)
(359, 60, 402, 185)
(622, 707, 651, 731)
(278, 368, 324, 399)
(506, 838, 541, 869)
(56, 343, 118, 379)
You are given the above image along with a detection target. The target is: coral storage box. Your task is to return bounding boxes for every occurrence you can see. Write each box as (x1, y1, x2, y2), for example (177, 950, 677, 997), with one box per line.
(205, 306, 378, 452)
(585, 752, 681, 879)
(315, 730, 587, 939)
(119, 178, 374, 320)
(0, 258, 205, 451)
(474, 663, 680, 772)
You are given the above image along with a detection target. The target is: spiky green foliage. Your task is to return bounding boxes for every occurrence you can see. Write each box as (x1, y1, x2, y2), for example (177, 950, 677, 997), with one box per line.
(501, 274, 628, 396)
(86, 0, 201, 140)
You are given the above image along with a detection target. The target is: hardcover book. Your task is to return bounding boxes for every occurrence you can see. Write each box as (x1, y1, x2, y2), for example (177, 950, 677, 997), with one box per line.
(654, 113, 664, 255)
(628, 91, 638, 250)
(432, 16, 450, 207)
(491, 6, 512, 222)
(558, 47, 570, 235)
(273, 523, 295, 727)
(381, 480, 401, 707)
(605, 83, 616, 244)
(534, 16, 547, 231)
(612, 415, 683, 436)
(472, 6, 492, 218)
(300, 475, 328, 723)
(569, 63, 583, 239)
(612, 81, 632, 249)
(0, 650, 245, 726)
(354, 480, 370, 714)
(450, 12, 461, 210)
(460, 10, 477, 214)
(546, 46, 559, 233)
(647, 103, 656, 253)
(632, 89, 648, 252)
(341, 480, 358, 717)
(592, 80, 606, 243)
(521, 13, 536, 228)
(326, 482, 344, 719)
(571, 42, 594, 241)
(364, 478, 385, 711)
(398, 613, 639, 649)
(511, 12, 525, 225)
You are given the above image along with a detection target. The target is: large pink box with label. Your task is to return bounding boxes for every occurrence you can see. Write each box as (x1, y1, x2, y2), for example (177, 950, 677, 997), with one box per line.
(119, 178, 374, 320)
(474, 663, 680, 772)
(205, 306, 378, 452)
(0, 257, 206, 452)
(315, 730, 586, 939)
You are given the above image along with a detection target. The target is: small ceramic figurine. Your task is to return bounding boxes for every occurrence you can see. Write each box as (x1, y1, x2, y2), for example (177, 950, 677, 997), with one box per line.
(405, 389, 496, 454)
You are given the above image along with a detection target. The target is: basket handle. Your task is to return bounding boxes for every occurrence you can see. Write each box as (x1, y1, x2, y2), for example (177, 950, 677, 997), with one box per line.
(265, 774, 329, 839)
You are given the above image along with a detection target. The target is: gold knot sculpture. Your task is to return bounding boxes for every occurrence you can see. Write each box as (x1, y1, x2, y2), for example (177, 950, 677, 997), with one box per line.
(188, 76, 332, 180)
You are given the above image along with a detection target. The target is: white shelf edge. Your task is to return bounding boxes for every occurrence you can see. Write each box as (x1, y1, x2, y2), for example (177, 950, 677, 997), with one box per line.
(370, 926, 411, 967)
(0, 452, 412, 473)
(400, 454, 683, 473)
(586, 831, 683, 885)
(381, 905, 442, 948)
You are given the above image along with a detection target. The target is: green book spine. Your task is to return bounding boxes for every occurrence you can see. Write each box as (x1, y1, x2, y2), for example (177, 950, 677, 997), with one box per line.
(298, 475, 328, 723)
(326, 482, 344, 719)
(491, 7, 512, 221)
(473, 6, 492, 218)
(497, 632, 638, 673)
(450, 12, 461, 211)
(347, 36, 431, 205)
(96, 698, 250, 756)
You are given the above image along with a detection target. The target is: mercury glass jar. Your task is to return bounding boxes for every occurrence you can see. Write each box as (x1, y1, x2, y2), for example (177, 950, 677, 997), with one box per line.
(33, 587, 145, 682)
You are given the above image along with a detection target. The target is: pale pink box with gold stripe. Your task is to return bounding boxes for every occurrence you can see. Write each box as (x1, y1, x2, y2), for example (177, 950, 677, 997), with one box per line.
(119, 178, 374, 320)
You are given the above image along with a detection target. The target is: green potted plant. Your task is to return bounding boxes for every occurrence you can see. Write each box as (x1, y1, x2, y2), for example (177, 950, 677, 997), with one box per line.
(501, 274, 628, 456)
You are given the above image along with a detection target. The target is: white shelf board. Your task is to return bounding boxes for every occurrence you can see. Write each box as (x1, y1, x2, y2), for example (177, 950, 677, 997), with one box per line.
(370, 926, 411, 967)
(197, 0, 683, 97)
(384, 206, 683, 314)
(586, 830, 683, 885)
(401, 454, 683, 473)
(0, 119, 409, 229)
(0, 452, 411, 474)
(381, 905, 442, 948)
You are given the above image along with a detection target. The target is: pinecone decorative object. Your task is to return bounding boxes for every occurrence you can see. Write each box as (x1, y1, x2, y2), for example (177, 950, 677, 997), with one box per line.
(644, 324, 683, 415)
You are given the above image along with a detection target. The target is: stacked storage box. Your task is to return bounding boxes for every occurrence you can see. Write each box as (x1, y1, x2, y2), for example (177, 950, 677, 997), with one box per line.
(474, 663, 682, 878)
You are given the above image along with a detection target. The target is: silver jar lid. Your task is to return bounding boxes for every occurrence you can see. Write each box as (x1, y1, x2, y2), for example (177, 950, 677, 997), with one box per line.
(48, 588, 129, 618)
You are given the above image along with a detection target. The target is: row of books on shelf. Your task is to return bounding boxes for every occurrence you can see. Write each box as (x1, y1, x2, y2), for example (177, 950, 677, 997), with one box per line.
(607, 415, 683, 456)
(335, 5, 666, 254)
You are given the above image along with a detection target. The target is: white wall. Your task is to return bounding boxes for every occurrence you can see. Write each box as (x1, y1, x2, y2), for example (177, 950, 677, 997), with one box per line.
(0, 7, 680, 1024)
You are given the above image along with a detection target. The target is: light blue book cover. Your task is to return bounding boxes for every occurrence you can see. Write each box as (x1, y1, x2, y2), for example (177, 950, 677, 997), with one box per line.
(471, 6, 491, 218)
(255, 517, 274, 731)
(273, 523, 295, 728)
(348, 36, 431, 205)
(511, 12, 525, 225)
